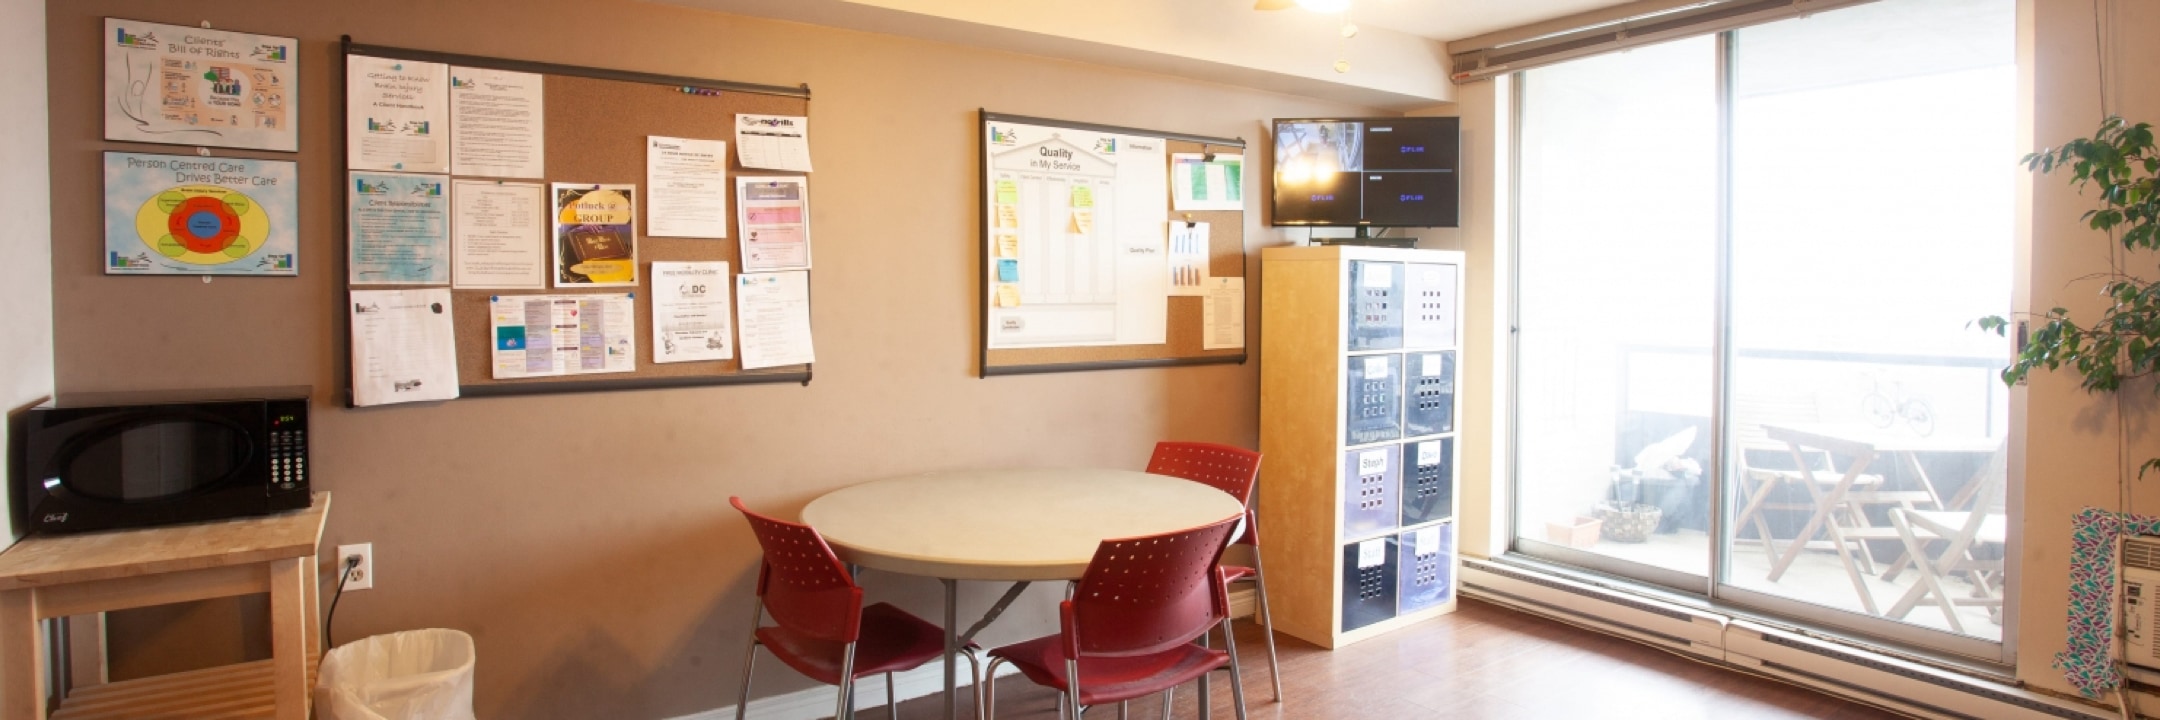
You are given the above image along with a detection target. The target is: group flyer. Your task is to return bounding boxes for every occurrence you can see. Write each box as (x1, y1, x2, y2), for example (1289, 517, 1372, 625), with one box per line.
(551, 184, 639, 287)
(653, 261, 734, 363)
(347, 172, 450, 285)
(647, 136, 730, 238)
(103, 151, 298, 276)
(347, 55, 449, 173)
(489, 294, 636, 379)
(736, 271, 814, 369)
(736, 177, 810, 271)
(349, 288, 458, 407)
(449, 66, 545, 178)
(102, 18, 297, 152)
(1170, 152, 1244, 212)
(451, 179, 546, 289)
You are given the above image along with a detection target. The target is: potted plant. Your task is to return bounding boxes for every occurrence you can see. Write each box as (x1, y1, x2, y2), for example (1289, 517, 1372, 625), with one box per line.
(1982, 116, 2160, 473)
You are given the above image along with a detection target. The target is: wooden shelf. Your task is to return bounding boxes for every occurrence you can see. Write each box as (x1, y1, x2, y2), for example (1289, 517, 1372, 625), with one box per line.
(52, 657, 317, 720)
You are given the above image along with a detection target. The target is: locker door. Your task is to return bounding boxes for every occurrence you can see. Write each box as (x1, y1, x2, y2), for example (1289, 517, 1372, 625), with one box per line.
(1397, 522, 1456, 613)
(1404, 351, 1456, 437)
(1347, 261, 1404, 350)
(1341, 537, 1400, 632)
(1342, 445, 1401, 539)
(1346, 353, 1402, 445)
(1403, 262, 1457, 348)
(1399, 438, 1454, 526)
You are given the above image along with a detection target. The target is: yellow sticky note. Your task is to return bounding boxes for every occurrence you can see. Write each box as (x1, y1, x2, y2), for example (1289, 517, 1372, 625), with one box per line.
(997, 234, 1019, 258)
(1070, 210, 1093, 235)
(997, 284, 1021, 307)
(996, 180, 1019, 205)
(996, 204, 1018, 229)
(1071, 185, 1094, 208)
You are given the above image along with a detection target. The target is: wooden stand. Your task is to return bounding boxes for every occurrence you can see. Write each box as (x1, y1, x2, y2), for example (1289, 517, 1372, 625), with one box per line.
(0, 493, 331, 720)
(1259, 246, 1465, 649)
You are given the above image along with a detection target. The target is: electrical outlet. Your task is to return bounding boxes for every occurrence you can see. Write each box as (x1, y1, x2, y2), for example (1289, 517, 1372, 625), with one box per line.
(336, 543, 374, 591)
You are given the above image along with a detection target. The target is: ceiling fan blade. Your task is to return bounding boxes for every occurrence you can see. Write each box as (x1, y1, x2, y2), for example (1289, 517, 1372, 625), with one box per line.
(1254, 0, 1297, 10)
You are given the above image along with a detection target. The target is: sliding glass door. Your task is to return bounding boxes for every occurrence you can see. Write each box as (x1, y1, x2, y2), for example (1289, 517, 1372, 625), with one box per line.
(1512, 0, 2015, 657)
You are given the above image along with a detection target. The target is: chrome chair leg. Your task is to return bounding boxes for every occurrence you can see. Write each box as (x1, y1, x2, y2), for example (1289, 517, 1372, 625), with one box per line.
(960, 648, 985, 720)
(983, 656, 1009, 720)
(1218, 619, 1248, 720)
(886, 671, 898, 719)
(837, 642, 859, 720)
(735, 598, 764, 720)
(1159, 689, 1173, 720)
(1248, 549, 1283, 702)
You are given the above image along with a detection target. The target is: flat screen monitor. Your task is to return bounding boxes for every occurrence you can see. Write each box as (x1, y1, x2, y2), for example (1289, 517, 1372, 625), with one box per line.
(1272, 117, 1459, 227)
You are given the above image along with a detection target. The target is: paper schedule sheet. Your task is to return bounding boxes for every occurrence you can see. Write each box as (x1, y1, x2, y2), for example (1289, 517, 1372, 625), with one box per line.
(1203, 277, 1245, 350)
(452, 180, 546, 289)
(735, 114, 812, 172)
(349, 289, 459, 407)
(736, 271, 814, 369)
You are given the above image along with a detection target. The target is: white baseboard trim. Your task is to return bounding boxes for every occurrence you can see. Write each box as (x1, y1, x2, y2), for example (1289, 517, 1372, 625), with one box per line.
(668, 658, 1019, 720)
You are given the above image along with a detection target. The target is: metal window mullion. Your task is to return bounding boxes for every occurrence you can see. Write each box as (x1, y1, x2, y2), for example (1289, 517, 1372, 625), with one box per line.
(1505, 70, 1528, 556)
(1707, 30, 1738, 596)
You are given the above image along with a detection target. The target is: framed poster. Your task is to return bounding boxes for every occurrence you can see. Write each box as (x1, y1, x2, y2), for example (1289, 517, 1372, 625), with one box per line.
(104, 151, 298, 276)
(102, 18, 298, 152)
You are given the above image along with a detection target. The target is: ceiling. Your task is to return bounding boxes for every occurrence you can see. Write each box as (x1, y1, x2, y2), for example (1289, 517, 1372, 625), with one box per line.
(651, 0, 1644, 109)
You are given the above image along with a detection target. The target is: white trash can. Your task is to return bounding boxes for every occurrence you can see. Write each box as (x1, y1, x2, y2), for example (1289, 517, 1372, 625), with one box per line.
(315, 628, 477, 720)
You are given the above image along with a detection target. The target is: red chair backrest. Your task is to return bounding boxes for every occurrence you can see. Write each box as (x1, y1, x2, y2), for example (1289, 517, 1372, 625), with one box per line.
(731, 497, 864, 644)
(1061, 515, 1239, 659)
(1146, 442, 1262, 505)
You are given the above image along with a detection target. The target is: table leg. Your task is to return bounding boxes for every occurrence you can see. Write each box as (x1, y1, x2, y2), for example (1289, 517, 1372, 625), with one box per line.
(0, 589, 43, 720)
(959, 582, 1032, 647)
(944, 578, 958, 720)
(270, 557, 310, 720)
(1766, 446, 1873, 583)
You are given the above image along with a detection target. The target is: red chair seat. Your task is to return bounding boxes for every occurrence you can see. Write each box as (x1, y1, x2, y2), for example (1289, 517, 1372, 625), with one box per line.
(987, 634, 1230, 706)
(1222, 564, 1256, 583)
(754, 602, 952, 684)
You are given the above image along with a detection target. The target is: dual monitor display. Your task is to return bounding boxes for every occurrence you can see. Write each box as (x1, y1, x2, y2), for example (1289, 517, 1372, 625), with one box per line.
(1272, 117, 1460, 228)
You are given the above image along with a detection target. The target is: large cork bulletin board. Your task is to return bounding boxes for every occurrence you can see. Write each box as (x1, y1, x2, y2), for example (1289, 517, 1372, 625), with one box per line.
(979, 111, 1249, 377)
(340, 39, 812, 401)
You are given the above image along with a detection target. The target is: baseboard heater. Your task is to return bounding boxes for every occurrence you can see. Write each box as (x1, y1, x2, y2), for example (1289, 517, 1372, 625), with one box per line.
(1463, 559, 2109, 720)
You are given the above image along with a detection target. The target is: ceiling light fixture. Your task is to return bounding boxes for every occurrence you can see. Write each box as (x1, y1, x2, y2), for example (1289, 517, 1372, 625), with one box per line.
(1253, 0, 1350, 12)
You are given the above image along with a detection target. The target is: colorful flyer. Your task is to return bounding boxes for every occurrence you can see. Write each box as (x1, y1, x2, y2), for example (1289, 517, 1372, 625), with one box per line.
(551, 183, 639, 287)
(488, 293, 636, 379)
(103, 151, 297, 276)
(736, 176, 811, 272)
(347, 172, 450, 285)
(102, 18, 297, 152)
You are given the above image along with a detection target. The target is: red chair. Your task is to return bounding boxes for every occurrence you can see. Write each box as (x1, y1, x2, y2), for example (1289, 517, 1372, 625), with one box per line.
(982, 515, 1249, 720)
(730, 497, 980, 719)
(1146, 441, 1280, 701)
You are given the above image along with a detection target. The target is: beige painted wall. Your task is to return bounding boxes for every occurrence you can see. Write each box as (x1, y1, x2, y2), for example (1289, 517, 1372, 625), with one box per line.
(2015, 0, 2160, 697)
(2, 0, 51, 536)
(44, 0, 1382, 716)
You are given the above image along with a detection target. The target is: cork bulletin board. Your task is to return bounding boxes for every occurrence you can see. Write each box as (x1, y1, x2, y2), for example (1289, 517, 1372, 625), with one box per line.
(339, 38, 813, 402)
(979, 111, 1249, 377)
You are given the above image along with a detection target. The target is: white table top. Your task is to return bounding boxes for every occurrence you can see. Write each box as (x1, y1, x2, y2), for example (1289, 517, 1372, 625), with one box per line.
(800, 468, 1245, 581)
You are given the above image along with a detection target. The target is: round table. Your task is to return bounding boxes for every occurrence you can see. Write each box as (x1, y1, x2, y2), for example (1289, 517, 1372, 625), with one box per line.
(803, 468, 1245, 581)
(801, 468, 1244, 719)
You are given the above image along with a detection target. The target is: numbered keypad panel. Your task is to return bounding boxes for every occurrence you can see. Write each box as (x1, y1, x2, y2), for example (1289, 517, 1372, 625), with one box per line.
(1340, 537, 1400, 632)
(1404, 351, 1455, 437)
(1348, 261, 1404, 350)
(1403, 262, 1458, 348)
(1397, 523, 1456, 614)
(1399, 438, 1454, 526)
(1345, 353, 1402, 445)
(1342, 445, 1401, 539)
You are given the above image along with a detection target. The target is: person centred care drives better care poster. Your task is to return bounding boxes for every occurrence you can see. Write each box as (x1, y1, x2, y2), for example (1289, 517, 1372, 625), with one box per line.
(103, 151, 298, 276)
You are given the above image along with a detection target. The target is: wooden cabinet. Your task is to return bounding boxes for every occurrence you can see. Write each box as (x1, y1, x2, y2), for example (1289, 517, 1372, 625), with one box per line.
(1259, 246, 1463, 649)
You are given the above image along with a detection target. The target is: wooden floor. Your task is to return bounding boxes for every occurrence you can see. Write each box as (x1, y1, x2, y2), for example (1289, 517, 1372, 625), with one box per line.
(883, 598, 1901, 720)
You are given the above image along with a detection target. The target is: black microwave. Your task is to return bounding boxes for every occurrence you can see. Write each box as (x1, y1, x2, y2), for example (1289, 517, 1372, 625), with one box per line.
(13, 386, 312, 534)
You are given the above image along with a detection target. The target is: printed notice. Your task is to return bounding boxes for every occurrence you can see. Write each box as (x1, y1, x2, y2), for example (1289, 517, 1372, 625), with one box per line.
(736, 176, 810, 271)
(983, 120, 1168, 349)
(1171, 152, 1244, 212)
(350, 289, 458, 407)
(488, 293, 636, 379)
(736, 270, 814, 369)
(647, 136, 730, 238)
(452, 180, 545, 289)
(103, 18, 297, 152)
(1168, 222, 1210, 297)
(736, 114, 812, 172)
(450, 66, 544, 178)
(348, 172, 449, 285)
(1202, 277, 1244, 350)
(552, 184, 638, 287)
(653, 261, 734, 363)
(348, 55, 449, 172)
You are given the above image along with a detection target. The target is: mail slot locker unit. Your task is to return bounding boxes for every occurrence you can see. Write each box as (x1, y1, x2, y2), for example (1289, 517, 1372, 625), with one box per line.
(1341, 445, 1400, 540)
(1397, 522, 1456, 615)
(1345, 353, 1402, 445)
(1347, 261, 1403, 350)
(1404, 351, 1456, 437)
(1400, 438, 1454, 526)
(1403, 262, 1458, 348)
(1259, 245, 1466, 649)
(1340, 536, 1399, 633)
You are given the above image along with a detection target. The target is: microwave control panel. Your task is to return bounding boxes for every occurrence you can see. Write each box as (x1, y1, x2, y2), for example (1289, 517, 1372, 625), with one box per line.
(267, 398, 308, 493)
